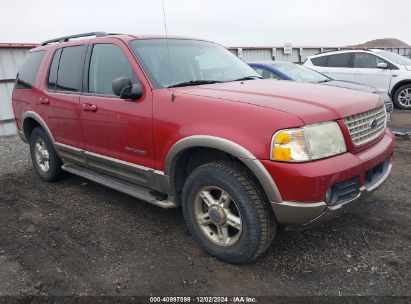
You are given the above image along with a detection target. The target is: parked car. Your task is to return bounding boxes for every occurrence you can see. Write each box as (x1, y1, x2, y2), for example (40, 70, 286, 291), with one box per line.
(13, 32, 394, 264)
(304, 49, 411, 109)
(249, 61, 394, 121)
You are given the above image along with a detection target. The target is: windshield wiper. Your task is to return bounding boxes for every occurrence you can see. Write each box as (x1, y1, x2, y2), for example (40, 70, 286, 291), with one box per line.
(167, 80, 222, 88)
(317, 79, 331, 83)
(232, 75, 263, 81)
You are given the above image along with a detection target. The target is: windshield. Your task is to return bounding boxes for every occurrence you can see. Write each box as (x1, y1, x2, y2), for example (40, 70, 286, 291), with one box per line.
(272, 63, 329, 83)
(375, 50, 411, 66)
(129, 39, 259, 88)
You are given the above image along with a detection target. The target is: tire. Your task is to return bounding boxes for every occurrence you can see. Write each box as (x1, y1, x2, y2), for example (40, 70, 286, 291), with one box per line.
(29, 127, 65, 182)
(393, 84, 411, 110)
(182, 160, 276, 264)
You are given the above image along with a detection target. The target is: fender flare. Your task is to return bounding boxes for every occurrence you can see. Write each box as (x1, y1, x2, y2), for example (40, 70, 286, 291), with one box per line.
(21, 111, 55, 143)
(164, 135, 283, 204)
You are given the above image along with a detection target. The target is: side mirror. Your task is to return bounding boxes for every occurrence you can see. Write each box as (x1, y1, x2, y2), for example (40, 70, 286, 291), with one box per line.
(377, 62, 388, 69)
(112, 77, 143, 101)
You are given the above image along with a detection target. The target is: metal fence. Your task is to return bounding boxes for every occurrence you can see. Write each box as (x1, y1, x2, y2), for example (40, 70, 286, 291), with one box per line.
(0, 44, 35, 136)
(228, 46, 411, 63)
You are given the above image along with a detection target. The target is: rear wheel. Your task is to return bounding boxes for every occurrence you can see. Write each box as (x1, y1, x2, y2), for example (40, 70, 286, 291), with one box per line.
(394, 84, 411, 110)
(182, 161, 276, 264)
(29, 127, 65, 181)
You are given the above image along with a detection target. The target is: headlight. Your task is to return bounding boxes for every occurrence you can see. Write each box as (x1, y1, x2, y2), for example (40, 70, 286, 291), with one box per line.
(271, 121, 347, 162)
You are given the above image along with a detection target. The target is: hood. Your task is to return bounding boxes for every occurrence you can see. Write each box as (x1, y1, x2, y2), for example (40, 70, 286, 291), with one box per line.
(170, 79, 383, 124)
(321, 80, 376, 93)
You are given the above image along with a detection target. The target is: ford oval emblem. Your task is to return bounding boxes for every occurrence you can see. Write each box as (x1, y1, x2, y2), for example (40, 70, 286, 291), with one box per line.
(370, 119, 378, 129)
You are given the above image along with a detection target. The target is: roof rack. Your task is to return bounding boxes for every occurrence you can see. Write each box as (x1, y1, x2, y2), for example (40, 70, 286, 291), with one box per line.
(40, 32, 108, 46)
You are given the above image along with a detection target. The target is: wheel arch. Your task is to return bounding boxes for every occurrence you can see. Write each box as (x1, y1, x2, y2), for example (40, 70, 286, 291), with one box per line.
(391, 79, 411, 97)
(164, 135, 283, 204)
(21, 111, 54, 143)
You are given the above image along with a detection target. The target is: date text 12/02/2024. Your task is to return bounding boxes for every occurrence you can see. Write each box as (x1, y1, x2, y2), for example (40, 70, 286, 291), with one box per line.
(149, 296, 257, 303)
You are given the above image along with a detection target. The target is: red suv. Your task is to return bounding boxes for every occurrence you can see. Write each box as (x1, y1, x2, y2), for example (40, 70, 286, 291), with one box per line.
(12, 32, 394, 263)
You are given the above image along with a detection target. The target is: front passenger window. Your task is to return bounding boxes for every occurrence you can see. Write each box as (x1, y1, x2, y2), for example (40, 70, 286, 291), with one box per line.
(88, 44, 136, 95)
(353, 53, 386, 69)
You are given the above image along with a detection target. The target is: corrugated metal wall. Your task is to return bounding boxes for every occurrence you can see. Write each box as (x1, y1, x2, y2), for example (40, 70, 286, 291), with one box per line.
(0, 47, 30, 136)
(230, 47, 411, 63)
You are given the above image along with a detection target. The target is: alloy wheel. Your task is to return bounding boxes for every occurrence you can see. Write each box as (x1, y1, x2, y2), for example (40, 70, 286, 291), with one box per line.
(34, 138, 50, 172)
(194, 186, 242, 247)
(398, 88, 411, 108)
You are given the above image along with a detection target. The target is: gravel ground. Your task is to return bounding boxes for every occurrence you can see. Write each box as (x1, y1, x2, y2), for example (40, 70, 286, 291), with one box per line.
(0, 111, 410, 298)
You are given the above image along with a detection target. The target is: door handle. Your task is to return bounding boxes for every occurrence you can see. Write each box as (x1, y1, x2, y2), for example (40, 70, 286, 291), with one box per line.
(82, 103, 97, 112)
(39, 97, 50, 105)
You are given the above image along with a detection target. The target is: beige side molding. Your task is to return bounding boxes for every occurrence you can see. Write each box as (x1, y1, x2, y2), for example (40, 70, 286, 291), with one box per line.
(164, 135, 283, 203)
(22, 111, 55, 143)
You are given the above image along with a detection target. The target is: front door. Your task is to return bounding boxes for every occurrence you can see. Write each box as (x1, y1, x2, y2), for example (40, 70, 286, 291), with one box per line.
(350, 52, 392, 92)
(79, 41, 155, 179)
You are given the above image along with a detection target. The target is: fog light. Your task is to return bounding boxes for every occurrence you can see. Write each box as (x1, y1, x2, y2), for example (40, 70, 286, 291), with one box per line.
(325, 188, 333, 203)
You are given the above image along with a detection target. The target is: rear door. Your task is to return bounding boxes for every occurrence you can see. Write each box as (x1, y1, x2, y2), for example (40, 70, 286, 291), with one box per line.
(311, 53, 355, 81)
(38, 44, 87, 148)
(350, 52, 392, 92)
(79, 40, 155, 173)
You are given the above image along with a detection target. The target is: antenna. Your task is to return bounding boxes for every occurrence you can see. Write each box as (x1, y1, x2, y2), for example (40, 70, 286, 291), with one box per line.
(162, 0, 168, 37)
(162, 0, 172, 87)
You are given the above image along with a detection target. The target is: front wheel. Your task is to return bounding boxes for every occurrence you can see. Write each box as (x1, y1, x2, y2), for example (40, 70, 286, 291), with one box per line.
(394, 84, 411, 110)
(182, 161, 276, 264)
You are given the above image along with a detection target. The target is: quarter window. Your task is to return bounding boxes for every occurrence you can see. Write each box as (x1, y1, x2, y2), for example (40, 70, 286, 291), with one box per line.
(56, 45, 86, 92)
(327, 53, 352, 68)
(311, 56, 329, 67)
(15, 51, 46, 89)
(47, 49, 62, 91)
(88, 44, 136, 95)
(353, 53, 386, 68)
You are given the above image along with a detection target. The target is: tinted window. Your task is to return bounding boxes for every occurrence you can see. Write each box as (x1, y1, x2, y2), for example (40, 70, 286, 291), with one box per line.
(15, 51, 45, 89)
(311, 55, 329, 67)
(56, 45, 86, 92)
(47, 48, 62, 91)
(327, 53, 352, 67)
(353, 53, 386, 68)
(252, 66, 281, 79)
(88, 44, 136, 95)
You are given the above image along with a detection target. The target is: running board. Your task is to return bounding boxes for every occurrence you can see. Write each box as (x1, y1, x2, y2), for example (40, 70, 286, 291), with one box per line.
(62, 164, 178, 209)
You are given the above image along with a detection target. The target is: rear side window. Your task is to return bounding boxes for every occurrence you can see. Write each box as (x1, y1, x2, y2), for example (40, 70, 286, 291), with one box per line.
(15, 51, 46, 89)
(311, 55, 329, 67)
(47, 49, 62, 90)
(327, 53, 352, 68)
(88, 44, 136, 95)
(55, 45, 86, 92)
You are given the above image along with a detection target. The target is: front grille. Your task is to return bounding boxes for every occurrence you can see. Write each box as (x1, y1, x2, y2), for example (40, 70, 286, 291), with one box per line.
(344, 106, 386, 146)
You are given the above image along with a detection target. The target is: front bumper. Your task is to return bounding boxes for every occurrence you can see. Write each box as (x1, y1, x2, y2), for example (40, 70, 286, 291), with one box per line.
(273, 160, 392, 229)
(262, 130, 394, 227)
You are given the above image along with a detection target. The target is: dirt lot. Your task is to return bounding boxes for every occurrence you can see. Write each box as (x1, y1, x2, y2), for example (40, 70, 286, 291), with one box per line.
(0, 111, 410, 298)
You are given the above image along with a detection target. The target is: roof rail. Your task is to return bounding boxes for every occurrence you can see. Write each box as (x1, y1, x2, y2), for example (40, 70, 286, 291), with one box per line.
(40, 32, 108, 46)
(314, 48, 373, 55)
